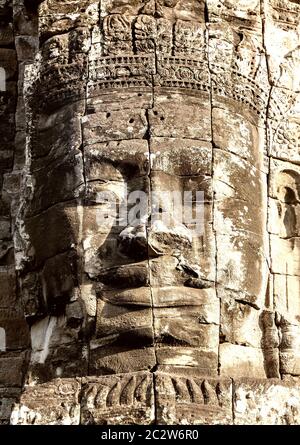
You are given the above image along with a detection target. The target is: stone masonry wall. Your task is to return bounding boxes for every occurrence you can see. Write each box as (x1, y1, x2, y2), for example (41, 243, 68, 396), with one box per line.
(1, 0, 300, 425)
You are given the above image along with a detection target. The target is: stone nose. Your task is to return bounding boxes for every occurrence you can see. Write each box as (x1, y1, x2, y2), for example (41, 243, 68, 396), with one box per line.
(118, 217, 192, 260)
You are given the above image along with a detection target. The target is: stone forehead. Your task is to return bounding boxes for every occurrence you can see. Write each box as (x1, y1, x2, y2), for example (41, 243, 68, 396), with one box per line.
(31, 2, 295, 121)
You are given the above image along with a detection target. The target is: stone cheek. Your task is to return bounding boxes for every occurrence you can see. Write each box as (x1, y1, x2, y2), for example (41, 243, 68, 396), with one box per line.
(2, 0, 300, 425)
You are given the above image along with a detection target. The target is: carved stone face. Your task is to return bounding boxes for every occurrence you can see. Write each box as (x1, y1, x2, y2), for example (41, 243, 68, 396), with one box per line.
(18, 0, 269, 385)
(11, 2, 299, 422)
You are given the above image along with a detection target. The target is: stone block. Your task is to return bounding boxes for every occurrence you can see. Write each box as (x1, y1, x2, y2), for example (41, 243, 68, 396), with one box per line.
(234, 378, 300, 425)
(10, 379, 81, 425)
(155, 372, 232, 425)
(219, 343, 266, 378)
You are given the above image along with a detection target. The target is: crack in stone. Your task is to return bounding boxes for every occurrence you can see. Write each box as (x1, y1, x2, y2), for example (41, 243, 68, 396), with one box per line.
(204, 0, 220, 377)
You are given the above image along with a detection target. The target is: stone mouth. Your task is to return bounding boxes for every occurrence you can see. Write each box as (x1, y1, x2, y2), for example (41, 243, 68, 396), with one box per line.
(98, 284, 216, 309)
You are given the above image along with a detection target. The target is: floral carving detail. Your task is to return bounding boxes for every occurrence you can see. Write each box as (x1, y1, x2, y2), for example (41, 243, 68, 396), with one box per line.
(140, 0, 179, 16)
(103, 14, 133, 55)
(103, 15, 132, 41)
